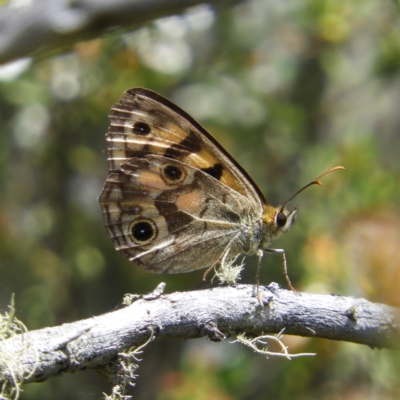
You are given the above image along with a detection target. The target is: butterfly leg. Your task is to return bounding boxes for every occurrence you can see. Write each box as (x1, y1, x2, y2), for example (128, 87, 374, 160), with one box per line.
(264, 248, 297, 292)
(256, 249, 264, 305)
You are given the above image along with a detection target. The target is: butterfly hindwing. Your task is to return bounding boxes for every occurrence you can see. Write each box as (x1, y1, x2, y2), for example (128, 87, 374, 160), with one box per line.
(100, 155, 255, 273)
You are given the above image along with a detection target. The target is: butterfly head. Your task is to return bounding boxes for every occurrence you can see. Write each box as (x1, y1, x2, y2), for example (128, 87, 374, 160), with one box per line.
(262, 204, 298, 244)
(275, 205, 298, 233)
(260, 166, 345, 247)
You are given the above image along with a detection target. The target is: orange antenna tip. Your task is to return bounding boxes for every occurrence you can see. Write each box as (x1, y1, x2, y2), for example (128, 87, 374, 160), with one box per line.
(280, 165, 344, 212)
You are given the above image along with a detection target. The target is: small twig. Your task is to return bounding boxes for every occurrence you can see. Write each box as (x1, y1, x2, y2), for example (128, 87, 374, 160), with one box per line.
(233, 331, 315, 359)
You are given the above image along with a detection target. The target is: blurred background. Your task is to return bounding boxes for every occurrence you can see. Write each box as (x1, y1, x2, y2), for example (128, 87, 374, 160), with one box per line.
(1, 0, 400, 399)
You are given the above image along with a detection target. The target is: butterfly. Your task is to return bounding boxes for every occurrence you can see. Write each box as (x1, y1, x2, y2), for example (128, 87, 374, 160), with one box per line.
(99, 87, 344, 300)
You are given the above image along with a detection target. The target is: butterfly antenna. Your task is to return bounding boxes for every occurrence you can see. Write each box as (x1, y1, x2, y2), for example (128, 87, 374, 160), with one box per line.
(280, 166, 345, 212)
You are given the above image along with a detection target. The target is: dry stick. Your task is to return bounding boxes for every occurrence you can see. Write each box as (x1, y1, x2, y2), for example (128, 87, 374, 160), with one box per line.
(0, 283, 399, 391)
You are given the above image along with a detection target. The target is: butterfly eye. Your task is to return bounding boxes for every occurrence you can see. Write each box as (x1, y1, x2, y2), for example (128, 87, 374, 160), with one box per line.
(130, 219, 158, 244)
(275, 211, 287, 228)
(133, 122, 151, 136)
(162, 164, 186, 184)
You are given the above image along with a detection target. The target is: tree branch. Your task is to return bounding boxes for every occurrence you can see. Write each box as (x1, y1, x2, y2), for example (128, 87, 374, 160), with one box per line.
(0, 282, 399, 392)
(0, 0, 240, 64)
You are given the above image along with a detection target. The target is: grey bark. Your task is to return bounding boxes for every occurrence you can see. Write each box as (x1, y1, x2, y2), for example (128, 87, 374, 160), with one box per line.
(0, 283, 399, 390)
(0, 0, 241, 64)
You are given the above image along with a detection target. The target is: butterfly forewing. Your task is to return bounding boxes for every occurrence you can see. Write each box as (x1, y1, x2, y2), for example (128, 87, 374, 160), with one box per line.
(106, 88, 266, 209)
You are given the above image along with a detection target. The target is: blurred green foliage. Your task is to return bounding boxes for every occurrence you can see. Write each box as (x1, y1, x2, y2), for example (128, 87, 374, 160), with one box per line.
(1, 0, 400, 399)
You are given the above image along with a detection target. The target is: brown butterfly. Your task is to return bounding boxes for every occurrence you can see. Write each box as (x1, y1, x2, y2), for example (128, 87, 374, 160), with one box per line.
(99, 88, 343, 299)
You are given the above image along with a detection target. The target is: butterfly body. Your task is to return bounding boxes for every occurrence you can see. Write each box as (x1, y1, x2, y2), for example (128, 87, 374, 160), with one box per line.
(100, 88, 300, 275)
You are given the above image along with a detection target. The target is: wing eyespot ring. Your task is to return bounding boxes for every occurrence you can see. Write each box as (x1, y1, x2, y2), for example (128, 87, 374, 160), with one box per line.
(133, 121, 151, 136)
(130, 219, 158, 244)
(161, 164, 187, 185)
